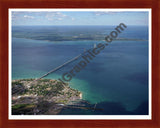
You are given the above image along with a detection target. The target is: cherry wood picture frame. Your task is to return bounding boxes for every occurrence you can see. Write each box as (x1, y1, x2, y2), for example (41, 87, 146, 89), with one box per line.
(0, 0, 160, 127)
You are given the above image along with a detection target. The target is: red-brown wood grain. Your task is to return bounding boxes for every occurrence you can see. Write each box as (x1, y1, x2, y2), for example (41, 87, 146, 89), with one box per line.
(0, 0, 160, 127)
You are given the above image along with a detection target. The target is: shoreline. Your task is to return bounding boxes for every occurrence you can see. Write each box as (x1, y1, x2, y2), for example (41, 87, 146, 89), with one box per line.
(12, 36, 148, 43)
(12, 78, 82, 115)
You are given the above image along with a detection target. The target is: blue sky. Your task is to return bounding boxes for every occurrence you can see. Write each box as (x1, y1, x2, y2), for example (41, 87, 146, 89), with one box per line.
(11, 11, 149, 26)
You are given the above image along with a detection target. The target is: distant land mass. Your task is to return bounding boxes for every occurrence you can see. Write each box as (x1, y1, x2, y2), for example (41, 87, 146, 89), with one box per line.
(12, 26, 147, 42)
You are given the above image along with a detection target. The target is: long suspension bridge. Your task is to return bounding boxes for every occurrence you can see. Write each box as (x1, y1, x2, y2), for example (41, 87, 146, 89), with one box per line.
(29, 43, 98, 84)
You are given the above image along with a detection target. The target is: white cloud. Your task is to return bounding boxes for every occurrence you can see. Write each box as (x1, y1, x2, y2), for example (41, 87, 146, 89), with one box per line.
(61, 14, 67, 17)
(45, 12, 74, 21)
(24, 15, 34, 19)
(12, 11, 76, 22)
(46, 14, 54, 21)
(94, 11, 116, 16)
(12, 12, 19, 20)
(45, 12, 66, 21)
(57, 18, 63, 20)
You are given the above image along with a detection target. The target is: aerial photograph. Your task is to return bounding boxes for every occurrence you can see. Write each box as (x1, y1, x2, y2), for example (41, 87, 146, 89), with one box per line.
(10, 9, 150, 117)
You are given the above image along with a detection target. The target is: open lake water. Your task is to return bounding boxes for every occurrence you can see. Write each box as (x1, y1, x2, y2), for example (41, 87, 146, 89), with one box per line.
(12, 26, 149, 115)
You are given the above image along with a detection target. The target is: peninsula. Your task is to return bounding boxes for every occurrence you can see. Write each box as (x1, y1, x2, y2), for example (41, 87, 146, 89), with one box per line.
(12, 79, 82, 115)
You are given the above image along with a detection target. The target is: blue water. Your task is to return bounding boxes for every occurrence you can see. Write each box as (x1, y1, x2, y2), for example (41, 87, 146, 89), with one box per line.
(12, 26, 149, 115)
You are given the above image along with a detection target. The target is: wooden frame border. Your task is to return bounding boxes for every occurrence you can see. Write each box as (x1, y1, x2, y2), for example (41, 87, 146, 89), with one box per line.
(0, 0, 160, 127)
